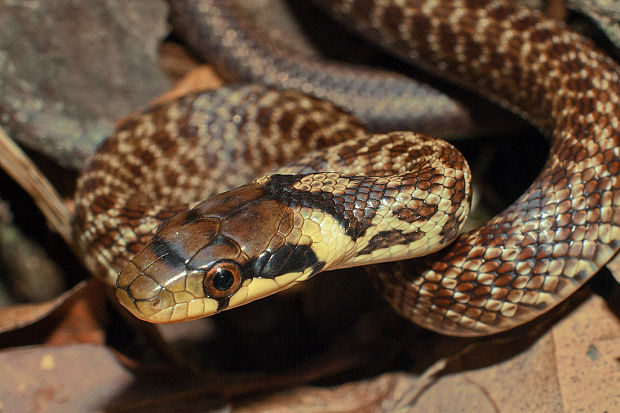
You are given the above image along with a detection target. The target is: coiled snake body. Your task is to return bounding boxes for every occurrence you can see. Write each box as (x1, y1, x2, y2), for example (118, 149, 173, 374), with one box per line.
(73, 0, 620, 336)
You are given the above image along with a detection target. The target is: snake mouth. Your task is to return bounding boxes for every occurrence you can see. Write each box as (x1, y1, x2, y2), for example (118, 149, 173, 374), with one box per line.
(115, 260, 221, 323)
(115, 260, 173, 322)
(115, 255, 318, 323)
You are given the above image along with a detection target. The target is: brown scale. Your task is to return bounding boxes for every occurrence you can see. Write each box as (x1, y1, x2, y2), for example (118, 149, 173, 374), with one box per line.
(299, 0, 620, 335)
(111, 130, 468, 320)
(74, 86, 369, 285)
(167, 0, 523, 137)
(75, 0, 619, 334)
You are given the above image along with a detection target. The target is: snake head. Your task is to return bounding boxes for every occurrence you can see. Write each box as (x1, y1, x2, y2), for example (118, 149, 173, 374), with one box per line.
(116, 181, 324, 323)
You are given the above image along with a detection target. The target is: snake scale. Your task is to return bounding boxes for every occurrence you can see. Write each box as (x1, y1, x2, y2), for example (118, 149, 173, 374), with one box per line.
(73, 0, 620, 336)
(167, 0, 520, 138)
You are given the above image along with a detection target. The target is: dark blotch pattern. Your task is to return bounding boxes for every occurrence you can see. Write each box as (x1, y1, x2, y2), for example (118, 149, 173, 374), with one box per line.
(253, 243, 324, 279)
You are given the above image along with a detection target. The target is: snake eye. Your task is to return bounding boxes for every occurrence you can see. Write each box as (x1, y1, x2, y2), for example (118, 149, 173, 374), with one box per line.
(203, 261, 242, 299)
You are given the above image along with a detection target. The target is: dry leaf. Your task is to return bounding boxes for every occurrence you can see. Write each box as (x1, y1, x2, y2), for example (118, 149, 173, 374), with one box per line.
(0, 281, 89, 334)
(114, 65, 226, 127)
(227, 294, 620, 412)
(606, 253, 620, 285)
(234, 372, 412, 412)
(159, 41, 205, 81)
(0, 344, 134, 412)
(151, 66, 225, 107)
(552, 295, 620, 412)
(43, 281, 107, 346)
(394, 294, 619, 412)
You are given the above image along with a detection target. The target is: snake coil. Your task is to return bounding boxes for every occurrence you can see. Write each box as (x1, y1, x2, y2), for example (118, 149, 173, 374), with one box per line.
(74, 0, 620, 336)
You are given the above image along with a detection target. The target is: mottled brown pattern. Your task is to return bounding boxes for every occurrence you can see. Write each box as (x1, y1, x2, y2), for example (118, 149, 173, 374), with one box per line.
(357, 229, 426, 256)
(74, 0, 619, 335)
(73, 86, 368, 285)
(167, 0, 520, 137)
(110, 129, 469, 322)
(313, 0, 620, 335)
(266, 132, 468, 242)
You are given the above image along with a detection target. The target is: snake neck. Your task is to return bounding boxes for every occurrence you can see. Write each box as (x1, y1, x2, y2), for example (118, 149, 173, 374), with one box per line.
(314, 0, 619, 138)
(114, 131, 472, 323)
(168, 0, 518, 136)
(308, 0, 620, 335)
(78, 0, 620, 335)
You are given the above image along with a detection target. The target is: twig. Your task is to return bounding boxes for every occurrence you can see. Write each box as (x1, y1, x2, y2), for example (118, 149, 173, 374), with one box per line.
(0, 126, 73, 245)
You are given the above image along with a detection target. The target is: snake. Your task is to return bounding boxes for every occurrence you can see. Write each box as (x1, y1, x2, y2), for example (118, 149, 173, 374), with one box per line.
(72, 0, 620, 336)
(167, 0, 522, 138)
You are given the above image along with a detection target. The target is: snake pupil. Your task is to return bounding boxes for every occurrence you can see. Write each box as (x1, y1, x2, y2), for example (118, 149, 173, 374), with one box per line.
(213, 269, 235, 291)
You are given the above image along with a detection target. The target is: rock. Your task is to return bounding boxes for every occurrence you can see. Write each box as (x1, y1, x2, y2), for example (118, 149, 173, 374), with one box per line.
(0, 0, 170, 169)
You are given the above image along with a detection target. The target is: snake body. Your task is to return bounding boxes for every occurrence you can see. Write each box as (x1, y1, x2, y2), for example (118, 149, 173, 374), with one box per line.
(73, 0, 620, 336)
(168, 0, 521, 137)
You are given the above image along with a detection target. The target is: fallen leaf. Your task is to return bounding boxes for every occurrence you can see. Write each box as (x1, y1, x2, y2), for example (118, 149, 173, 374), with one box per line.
(234, 372, 413, 412)
(159, 41, 204, 81)
(0, 344, 134, 412)
(224, 294, 620, 412)
(150, 65, 225, 106)
(606, 253, 620, 285)
(44, 280, 107, 346)
(0, 281, 89, 334)
(553, 295, 620, 412)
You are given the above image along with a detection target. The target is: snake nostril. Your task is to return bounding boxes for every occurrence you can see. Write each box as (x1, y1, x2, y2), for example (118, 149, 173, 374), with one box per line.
(115, 286, 135, 311)
(137, 289, 174, 316)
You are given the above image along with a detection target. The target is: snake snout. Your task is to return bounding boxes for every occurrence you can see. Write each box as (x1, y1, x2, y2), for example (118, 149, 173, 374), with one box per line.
(116, 229, 209, 321)
(115, 253, 183, 322)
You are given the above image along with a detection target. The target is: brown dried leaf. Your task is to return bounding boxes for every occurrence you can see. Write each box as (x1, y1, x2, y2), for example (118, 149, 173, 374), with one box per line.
(234, 372, 417, 412)
(227, 295, 620, 412)
(0, 281, 89, 334)
(43, 282, 107, 346)
(606, 252, 620, 285)
(552, 295, 620, 412)
(0, 127, 72, 244)
(114, 65, 226, 128)
(159, 41, 204, 81)
(151, 65, 225, 107)
(410, 327, 564, 412)
(400, 295, 619, 411)
(0, 344, 134, 412)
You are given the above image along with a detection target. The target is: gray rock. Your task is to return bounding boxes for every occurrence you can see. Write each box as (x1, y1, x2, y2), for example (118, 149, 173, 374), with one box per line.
(0, 0, 170, 169)
(569, 0, 620, 48)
